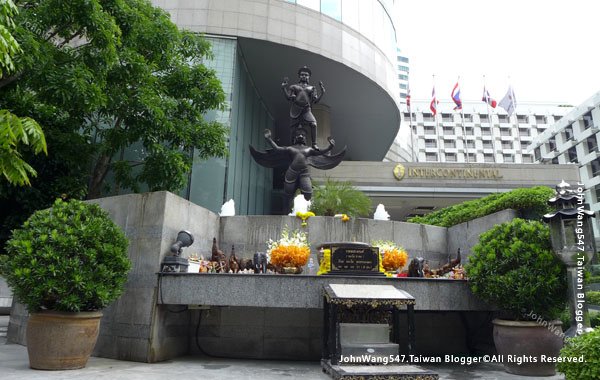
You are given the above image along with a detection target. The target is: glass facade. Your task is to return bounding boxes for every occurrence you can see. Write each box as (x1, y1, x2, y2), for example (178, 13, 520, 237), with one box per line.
(285, 0, 397, 62)
(187, 37, 273, 215)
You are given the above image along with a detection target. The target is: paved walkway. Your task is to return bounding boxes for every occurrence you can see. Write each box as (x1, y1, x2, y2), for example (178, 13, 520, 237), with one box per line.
(0, 316, 565, 380)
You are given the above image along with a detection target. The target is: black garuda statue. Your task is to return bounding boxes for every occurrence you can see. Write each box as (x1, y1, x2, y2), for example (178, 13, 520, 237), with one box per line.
(249, 128, 345, 203)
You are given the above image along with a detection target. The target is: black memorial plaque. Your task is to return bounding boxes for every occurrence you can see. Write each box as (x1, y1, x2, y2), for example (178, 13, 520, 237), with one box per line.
(317, 242, 383, 276)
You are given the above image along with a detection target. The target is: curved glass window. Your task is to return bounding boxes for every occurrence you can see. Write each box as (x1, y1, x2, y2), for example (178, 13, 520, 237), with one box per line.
(286, 0, 397, 63)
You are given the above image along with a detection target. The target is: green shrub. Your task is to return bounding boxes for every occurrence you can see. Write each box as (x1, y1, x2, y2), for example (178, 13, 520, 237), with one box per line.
(592, 311, 600, 328)
(588, 291, 600, 305)
(557, 327, 600, 379)
(588, 275, 600, 285)
(0, 199, 131, 312)
(310, 179, 371, 217)
(408, 186, 554, 227)
(465, 218, 567, 320)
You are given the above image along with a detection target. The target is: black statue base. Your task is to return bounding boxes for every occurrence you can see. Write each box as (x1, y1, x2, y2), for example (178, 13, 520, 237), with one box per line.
(161, 256, 189, 273)
(321, 359, 439, 380)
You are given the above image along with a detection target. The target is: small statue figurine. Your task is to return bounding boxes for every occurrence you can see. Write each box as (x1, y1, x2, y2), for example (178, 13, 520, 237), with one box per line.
(253, 252, 268, 273)
(281, 66, 325, 149)
(229, 245, 240, 273)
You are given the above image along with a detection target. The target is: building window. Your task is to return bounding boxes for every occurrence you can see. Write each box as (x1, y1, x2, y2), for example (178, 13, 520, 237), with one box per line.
(403, 112, 411, 119)
(444, 139, 455, 148)
(424, 126, 435, 135)
(426, 153, 438, 162)
(522, 155, 533, 163)
(445, 153, 457, 162)
(567, 146, 578, 163)
(423, 113, 435, 122)
(443, 127, 454, 135)
(592, 158, 600, 176)
(517, 115, 528, 123)
(551, 157, 559, 164)
(465, 127, 474, 135)
(442, 113, 453, 123)
(320, 0, 342, 20)
(397, 56, 409, 63)
(467, 153, 476, 162)
(501, 141, 513, 150)
(479, 114, 489, 122)
(503, 154, 514, 163)
(564, 125, 574, 140)
(595, 185, 600, 202)
(483, 141, 493, 149)
(498, 115, 509, 123)
(481, 127, 491, 136)
(534, 147, 541, 161)
(484, 154, 494, 163)
(425, 139, 437, 148)
(463, 114, 473, 122)
(500, 128, 511, 136)
(548, 137, 556, 151)
(398, 65, 409, 72)
(536, 115, 547, 124)
(583, 112, 594, 129)
(518, 128, 530, 137)
(398, 74, 408, 80)
(399, 83, 407, 90)
(466, 140, 476, 149)
(587, 135, 598, 153)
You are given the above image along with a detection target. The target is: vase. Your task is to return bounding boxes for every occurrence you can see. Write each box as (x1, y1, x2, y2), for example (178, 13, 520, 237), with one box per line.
(26, 310, 103, 370)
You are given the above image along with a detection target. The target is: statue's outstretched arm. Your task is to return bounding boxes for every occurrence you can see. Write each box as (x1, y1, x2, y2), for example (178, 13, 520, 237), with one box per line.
(315, 136, 335, 155)
(281, 77, 294, 100)
(314, 81, 325, 104)
(264, 129, 283, 150)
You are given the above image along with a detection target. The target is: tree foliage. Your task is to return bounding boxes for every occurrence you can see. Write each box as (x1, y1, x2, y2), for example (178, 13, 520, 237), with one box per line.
(0, 0, 47, 186)
(0, 0, 228, 247)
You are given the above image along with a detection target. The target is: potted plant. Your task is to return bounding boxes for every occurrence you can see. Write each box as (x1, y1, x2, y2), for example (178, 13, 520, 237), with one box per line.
(0, 198, 131, 370)
(465, 218, 567, 376)
(310, 179, 371, 217)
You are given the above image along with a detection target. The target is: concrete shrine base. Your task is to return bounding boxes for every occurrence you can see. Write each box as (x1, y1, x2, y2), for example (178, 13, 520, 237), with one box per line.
(7, 191, 513, 362)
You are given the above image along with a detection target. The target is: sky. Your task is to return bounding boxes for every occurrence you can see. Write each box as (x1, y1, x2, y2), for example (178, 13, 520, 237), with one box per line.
(394, 0, 600, 106)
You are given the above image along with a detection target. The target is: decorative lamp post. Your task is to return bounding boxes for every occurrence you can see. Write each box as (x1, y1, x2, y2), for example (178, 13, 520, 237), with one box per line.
(543, 180, 596, 336)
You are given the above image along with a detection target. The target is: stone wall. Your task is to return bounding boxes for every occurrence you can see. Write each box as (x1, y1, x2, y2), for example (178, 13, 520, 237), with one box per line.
(0, 277, 12, 314)
(7, 191, 515, 362)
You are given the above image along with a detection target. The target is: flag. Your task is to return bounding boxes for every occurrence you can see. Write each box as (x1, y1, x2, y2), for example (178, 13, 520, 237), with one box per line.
(451, 82, 462, 110)
(429, 87, 437, 116)
(482, 87, 497, 108)
(406, 86, 411, 108)
(499, 86, 517, 116)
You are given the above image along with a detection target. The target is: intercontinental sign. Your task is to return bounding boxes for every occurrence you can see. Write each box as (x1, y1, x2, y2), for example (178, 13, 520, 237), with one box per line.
(393, 164, 503, 181)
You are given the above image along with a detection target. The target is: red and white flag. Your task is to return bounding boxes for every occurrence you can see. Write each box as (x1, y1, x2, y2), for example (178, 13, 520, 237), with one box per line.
(430, 87, 438, 116)
(482, 87, 497, 108)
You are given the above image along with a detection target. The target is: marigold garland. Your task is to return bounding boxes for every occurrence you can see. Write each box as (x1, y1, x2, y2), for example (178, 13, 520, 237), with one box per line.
(267, 228, 310, 267)
(373, 240, 408, 272)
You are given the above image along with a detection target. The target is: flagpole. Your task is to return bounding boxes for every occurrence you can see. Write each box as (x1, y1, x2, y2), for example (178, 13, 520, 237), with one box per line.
(507, 78, 519, 163)
(483, 75, 498, 163)
(408, 88, 417, 162)
(456, 76, 469, 163)
(433, 75, 441, 161)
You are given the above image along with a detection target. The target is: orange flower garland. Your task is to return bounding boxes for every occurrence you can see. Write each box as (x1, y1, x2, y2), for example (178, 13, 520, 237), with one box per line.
(373, 240, 408, 272)
(267, 229, 311, 268)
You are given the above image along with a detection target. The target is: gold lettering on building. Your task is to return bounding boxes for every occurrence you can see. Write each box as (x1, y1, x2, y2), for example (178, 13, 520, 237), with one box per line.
(396, 165, 503, 181)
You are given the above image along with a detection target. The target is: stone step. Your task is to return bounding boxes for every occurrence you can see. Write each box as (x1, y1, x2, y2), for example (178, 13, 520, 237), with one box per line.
(321, 359, 438, 380)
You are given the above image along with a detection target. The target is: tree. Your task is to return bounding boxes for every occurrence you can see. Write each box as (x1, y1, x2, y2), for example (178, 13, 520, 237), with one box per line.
(0, 0, 47, 186)
(0, 0, 228, 247)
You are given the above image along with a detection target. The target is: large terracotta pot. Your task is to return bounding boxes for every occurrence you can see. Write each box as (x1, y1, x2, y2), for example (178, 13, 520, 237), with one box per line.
(26, 310, 103, 370)
(493, 319, 564, 376)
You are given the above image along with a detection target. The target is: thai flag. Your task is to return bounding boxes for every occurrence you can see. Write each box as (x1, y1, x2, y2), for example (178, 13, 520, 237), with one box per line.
(451, 82, 462, 110)
(430, 87, 437, 116)
(482, 87, 497, 108)
(406, 86, 411, 108)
